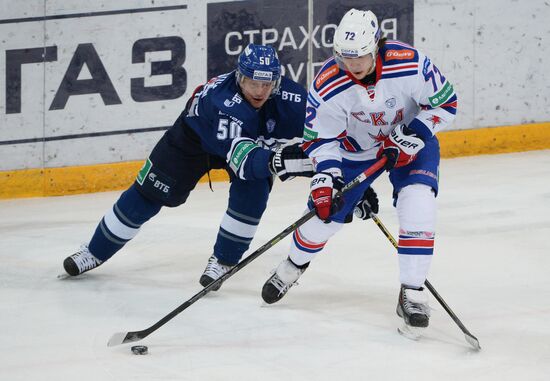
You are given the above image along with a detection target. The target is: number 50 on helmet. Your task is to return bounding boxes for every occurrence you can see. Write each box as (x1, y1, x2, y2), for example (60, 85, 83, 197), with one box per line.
(236, 43, 281, 95)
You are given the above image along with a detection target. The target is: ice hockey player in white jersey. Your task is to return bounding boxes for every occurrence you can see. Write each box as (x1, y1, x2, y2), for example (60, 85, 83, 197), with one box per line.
(261, 9, 458, 337)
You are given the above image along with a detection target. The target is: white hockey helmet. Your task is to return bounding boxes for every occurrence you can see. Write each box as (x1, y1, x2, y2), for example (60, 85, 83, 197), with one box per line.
(333, 9, 381, 59)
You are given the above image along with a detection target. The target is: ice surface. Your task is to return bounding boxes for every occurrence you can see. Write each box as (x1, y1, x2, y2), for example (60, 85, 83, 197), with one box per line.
(1, 150, 549, 380)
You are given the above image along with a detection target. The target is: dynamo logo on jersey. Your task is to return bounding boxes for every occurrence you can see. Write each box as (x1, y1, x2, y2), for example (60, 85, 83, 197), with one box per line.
(266, 119, 276, 133)
(253, 70, 273, 81)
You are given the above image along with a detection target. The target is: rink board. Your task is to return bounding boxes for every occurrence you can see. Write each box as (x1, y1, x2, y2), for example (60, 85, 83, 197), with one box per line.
(1, 1, 549, 198)
(1, 122, 549, 199)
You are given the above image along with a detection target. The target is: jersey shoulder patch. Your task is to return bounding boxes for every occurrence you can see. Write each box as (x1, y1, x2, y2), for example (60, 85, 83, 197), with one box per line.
(313, 58, 349, 91)
(380, 41, 419, 80)
(311, 58, 354, 102)
(381, 41, 419, 64)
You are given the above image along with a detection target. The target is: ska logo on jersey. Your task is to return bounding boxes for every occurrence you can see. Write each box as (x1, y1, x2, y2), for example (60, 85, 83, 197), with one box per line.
(351, 111, 371, 124)
(352, 109, 404, 126)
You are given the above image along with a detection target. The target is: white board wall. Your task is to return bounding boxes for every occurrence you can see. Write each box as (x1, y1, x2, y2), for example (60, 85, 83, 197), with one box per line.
(0, 0, 548, 171)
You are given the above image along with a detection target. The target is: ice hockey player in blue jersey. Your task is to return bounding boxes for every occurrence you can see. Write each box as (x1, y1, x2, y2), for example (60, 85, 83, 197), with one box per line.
(62, 44, 314, 290)
(261, 9, 458, 338)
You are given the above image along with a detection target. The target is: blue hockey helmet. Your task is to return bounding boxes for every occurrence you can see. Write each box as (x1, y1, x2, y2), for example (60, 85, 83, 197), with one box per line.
(236, 43, 281, 95)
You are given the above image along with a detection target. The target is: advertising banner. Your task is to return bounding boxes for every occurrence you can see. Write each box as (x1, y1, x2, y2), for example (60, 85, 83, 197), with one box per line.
(0, 3, 205, 170)
(1, 0, 413, 171)
(207, 0, 309, 84)
(207, 0, 413, 87)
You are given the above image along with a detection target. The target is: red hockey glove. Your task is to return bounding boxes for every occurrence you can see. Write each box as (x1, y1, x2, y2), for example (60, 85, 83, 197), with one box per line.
(377, 124, 425, 170)
(310, 171, 344, 221)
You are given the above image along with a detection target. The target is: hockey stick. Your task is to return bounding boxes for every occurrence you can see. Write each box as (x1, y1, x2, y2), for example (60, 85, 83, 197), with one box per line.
(107, 158, 387, 347)
(366, 211, 481, 350)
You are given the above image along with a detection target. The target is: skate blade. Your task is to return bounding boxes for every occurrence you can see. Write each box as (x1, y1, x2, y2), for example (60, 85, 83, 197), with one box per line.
(57, 272, 80, 280)
(397, 323, 426, 341)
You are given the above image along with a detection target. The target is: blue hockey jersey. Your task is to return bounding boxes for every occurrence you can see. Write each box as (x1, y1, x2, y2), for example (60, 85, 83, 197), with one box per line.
(184, 72, 307, 180)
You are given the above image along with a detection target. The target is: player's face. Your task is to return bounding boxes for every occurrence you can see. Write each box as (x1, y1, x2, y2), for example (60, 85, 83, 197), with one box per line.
(240, 77, 274, 109)
(341, 54, 375, 80)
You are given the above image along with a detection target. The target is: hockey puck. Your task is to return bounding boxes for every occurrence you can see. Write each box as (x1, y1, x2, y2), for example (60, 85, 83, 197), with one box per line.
(131, 345, 148, 355)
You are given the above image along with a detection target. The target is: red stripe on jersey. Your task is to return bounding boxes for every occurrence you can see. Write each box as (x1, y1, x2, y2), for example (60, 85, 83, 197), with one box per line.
(301, 139, 319, 151)
(381, 64, 418, 72)
(319, 76, 351, 97)
(341, 138, 356, 152)
(440, 100, 458, 108)
(336, 130, 347, 139)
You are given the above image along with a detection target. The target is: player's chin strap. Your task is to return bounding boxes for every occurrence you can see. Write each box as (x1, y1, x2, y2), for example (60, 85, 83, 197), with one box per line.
(363, 207, 481, 351)
(106, 158, 388, 347)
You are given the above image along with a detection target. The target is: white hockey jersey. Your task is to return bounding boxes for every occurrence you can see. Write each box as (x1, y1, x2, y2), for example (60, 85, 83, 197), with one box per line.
(302, 41, 457, 173)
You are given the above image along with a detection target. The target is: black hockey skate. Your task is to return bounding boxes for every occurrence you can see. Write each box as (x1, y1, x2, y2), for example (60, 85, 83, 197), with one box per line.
(396, 285, 430, 340)
(199, 254, 234, 291)
(262, 258, 307, 304)
(63, 245, 103, 276)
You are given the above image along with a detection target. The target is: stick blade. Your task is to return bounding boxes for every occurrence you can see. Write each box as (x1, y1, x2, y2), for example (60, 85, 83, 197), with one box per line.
(465, 333, 481, 351)
(107, 331, 140, 347)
